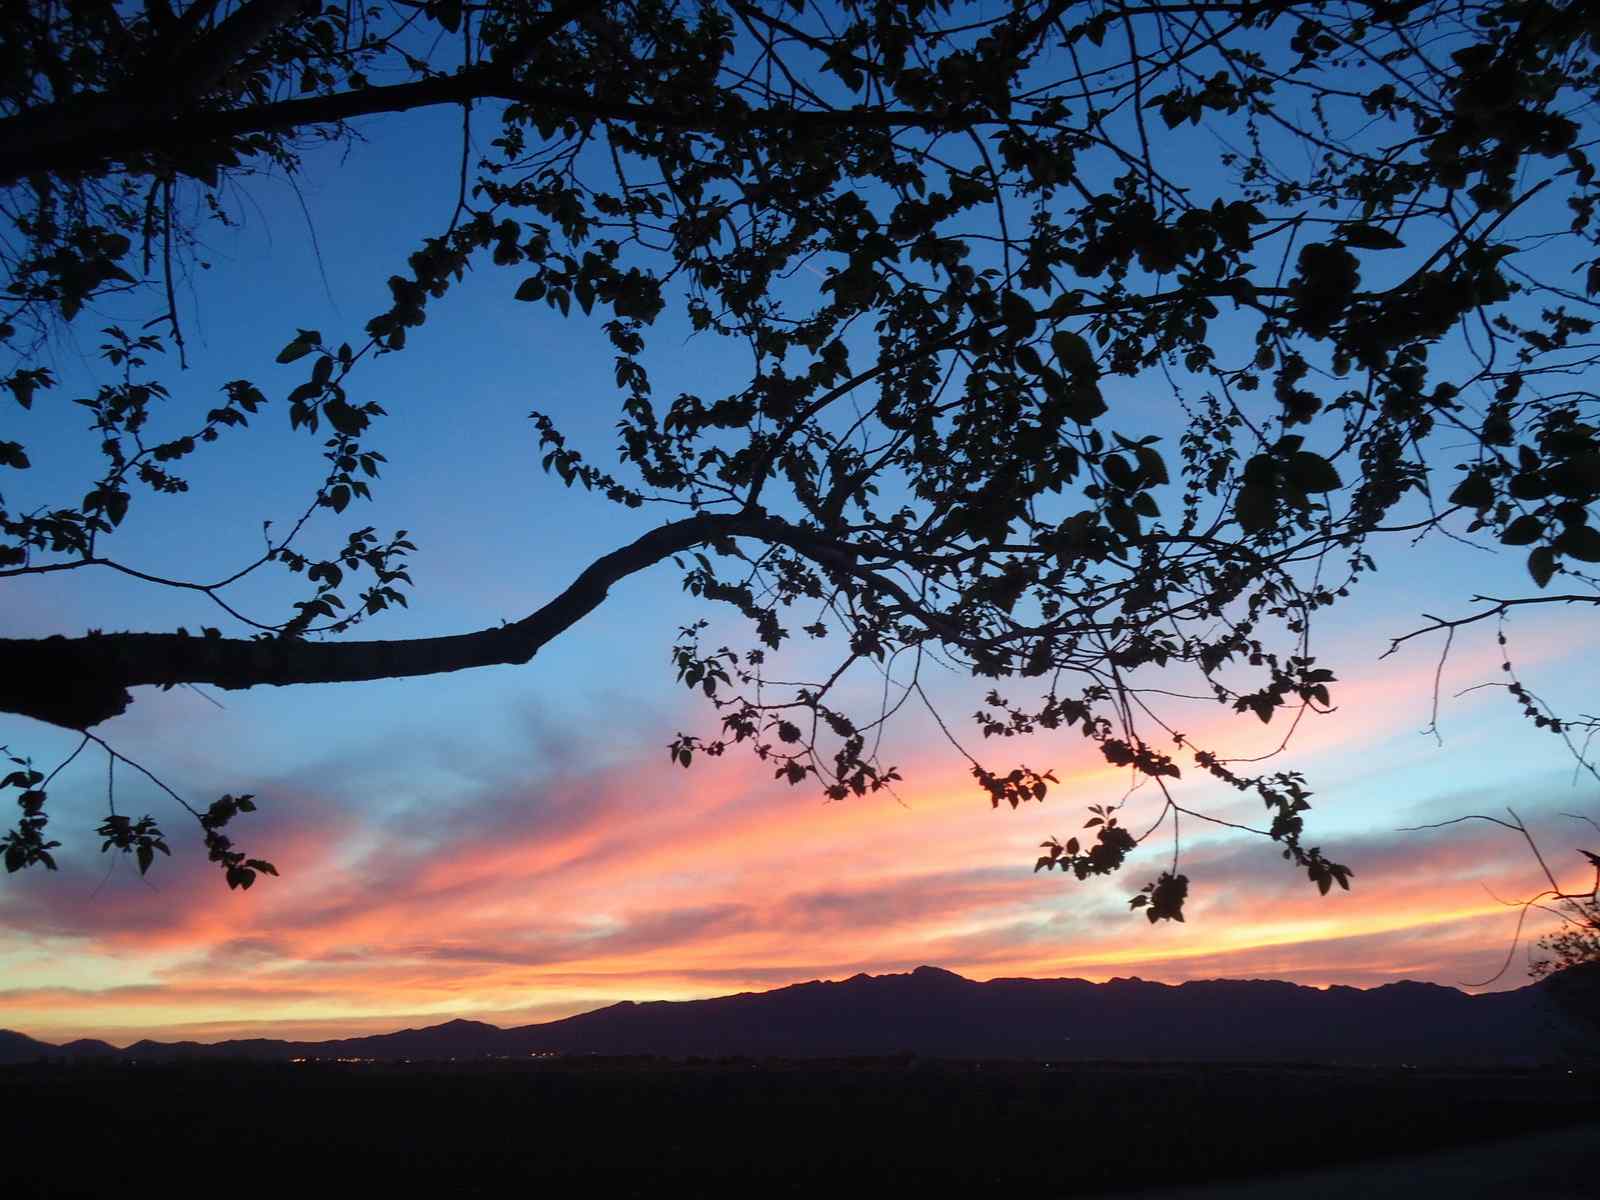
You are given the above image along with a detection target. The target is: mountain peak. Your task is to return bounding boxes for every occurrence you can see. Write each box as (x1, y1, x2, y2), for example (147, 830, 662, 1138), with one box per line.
(4, 968, 1584, 1066)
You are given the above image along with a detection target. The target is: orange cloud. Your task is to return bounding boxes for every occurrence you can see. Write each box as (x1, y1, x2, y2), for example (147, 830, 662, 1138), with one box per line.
(4, 730, 1582, 1044)
(4, 622, 1592, 1047)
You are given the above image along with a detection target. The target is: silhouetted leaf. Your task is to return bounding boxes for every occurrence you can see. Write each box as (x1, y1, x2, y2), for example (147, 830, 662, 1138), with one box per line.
(1286, 451, 1341, 493)
(1528, 545, 1557, 588)
(1502, 514, 1544, 545)
(1339, 223, 1405, 250)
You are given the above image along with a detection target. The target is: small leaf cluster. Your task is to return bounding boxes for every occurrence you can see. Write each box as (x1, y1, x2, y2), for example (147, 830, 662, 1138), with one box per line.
(96, 813, 169, 876)
(198, 794, 278, 891)
(1036, 808, 1138, 880)
(279, 331, 385, 447)
(277, 526, 415, 634)
(531, 412, 645, 508)
(0, 751, 57, 873)
(1231, 657, 1337, 725)
(1193, 756, 1353, 895)
(1129, 872, 1190, 923)
(2, 328, 269, 569)
(667, 624, 902, 801)
(1233, 435, 1344, 538)
(8, 226, 135, 322)
(975, 764, 1059, 810)
(1449, 396, 1600, 587)
(670, 625, 737, 701)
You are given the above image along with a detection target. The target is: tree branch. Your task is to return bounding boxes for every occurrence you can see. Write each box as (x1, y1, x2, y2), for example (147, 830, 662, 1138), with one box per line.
(0, 510, 761, 729)
(0, 0, 306, 181)
(0, 63, 972, 185)
(0, 507, 957, 731)
(1381, 594, 1600, 659)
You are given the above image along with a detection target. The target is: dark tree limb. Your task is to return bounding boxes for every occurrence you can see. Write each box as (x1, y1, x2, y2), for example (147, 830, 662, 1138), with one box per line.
(0, 0, 307, 181)
(0, 510, 757, 729)
(0, 65, 970, 186)
(1381, 593, 1600, 659)
(0, 508, 920, 731)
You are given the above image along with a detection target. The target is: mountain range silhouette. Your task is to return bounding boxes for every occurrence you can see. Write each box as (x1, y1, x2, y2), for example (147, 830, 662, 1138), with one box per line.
(6, 964, 1597, 1065)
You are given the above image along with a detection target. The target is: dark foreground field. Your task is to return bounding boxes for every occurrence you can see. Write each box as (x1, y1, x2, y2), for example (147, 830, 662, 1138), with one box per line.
(7, 1058, 1595, 1196)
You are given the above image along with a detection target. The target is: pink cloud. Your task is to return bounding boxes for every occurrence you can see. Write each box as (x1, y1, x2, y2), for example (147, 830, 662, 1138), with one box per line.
(3, 682, 1590, 1044)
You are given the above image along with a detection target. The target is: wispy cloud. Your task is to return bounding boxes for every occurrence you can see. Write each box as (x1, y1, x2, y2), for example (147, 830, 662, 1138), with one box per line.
(2, 678, 1590, 1044)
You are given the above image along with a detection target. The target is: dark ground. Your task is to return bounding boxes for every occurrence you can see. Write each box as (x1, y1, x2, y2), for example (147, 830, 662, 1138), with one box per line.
(6, 1057, 1594, 1196)
(1113, 1123, 1596, 1199)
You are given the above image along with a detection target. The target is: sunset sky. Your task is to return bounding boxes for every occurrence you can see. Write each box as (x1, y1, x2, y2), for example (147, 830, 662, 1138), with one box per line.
(5, 55, 1600, 1045)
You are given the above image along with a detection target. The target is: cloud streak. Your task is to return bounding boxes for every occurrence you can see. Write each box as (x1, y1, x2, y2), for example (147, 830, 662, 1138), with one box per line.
(2, 668, 1591, 1044)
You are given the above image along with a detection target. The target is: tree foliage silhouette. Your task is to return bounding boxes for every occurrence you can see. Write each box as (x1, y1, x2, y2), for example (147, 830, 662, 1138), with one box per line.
(3, 1, 1599, 914)
(1529, 828, 1600, 981)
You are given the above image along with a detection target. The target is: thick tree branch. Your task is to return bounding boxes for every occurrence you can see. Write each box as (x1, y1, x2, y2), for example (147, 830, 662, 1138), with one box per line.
(0, 66, 969, 185)
(0, 510, 764, 729)
(0, 508, 954, 731)
(1, 0, 307, 181)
